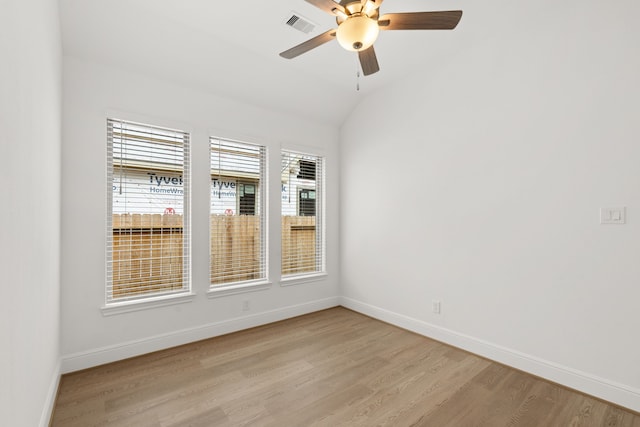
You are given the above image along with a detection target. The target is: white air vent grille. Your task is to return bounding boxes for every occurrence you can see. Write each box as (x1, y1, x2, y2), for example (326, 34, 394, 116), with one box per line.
(284, 12, 316, 34)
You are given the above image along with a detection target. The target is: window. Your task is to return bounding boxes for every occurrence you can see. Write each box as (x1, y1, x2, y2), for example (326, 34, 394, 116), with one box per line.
(281, 150, 325, 278)
(210, 138, 267, 287)
(298, 189, 316, 216)
(238, 182, 256, 216)
(297, 160, 316, 180)
(106, 119, 190, 303)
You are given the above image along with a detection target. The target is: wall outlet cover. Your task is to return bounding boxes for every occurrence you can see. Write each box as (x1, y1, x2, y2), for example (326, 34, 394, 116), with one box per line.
(600, 207, 626, 224)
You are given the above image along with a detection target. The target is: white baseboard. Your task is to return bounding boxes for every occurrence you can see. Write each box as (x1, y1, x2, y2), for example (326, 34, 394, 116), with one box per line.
(59, 296, 640, 413)
(340, 296, 640, 413)
(40, 358, 61, 427)
(61, 297, 340, 374)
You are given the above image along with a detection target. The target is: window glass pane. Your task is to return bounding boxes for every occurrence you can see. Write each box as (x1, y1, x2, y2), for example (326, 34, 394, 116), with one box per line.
(210, 138, 266, 286)
(281, 150, 325, 277)
(107, 119, 190, 303)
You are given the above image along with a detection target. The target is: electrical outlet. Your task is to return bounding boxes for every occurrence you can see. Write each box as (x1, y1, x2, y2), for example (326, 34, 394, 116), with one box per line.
(600, 207, 626, 224)
(242, 300, 250, 311)
(432, 300, 441, 314)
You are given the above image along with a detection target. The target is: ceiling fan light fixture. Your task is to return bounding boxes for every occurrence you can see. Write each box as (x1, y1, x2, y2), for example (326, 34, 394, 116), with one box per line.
(336, 14, 379, 52)
(361, 0, 377, 16)
(280, 2, 464, 77)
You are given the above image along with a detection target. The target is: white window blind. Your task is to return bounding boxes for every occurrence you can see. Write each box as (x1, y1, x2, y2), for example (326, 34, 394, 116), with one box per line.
(106, 119, 190, 303)
(281, 150, 325, 277)
(210, 137, 267, 287)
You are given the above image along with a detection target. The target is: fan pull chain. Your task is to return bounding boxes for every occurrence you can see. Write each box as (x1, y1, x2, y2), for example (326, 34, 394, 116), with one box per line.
(355, 55, 361, 91)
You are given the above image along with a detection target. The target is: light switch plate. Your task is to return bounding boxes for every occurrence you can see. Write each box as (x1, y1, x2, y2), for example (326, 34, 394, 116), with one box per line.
(600, 207, 626, 224)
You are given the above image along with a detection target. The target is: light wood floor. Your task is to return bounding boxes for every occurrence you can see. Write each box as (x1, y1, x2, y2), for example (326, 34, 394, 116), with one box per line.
(52, 307, 640, 426)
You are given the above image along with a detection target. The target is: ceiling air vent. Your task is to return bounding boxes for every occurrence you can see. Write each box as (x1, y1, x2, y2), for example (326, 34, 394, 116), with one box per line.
(284, 12, 316, 34)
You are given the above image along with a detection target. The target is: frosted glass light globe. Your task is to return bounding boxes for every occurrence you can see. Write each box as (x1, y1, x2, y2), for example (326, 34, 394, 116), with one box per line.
(336, 15, 379, 52)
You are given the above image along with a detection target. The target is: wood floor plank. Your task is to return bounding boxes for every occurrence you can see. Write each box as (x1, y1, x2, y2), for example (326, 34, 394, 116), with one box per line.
(51, 307, 640, 426)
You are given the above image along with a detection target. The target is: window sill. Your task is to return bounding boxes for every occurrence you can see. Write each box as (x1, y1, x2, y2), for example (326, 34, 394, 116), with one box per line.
(280, 272, 327, 287)
(101, 292, 196, 316)
(207, 281, 272, 298)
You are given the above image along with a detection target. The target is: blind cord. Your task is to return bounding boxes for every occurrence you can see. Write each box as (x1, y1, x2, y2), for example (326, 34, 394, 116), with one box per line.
(119, 121, 124, 195)
(356, 55, 360, 92)
(218, 139, 222, 199)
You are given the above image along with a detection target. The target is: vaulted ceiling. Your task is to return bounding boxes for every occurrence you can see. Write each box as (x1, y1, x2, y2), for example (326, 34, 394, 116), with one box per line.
(60, 0, 505, 125)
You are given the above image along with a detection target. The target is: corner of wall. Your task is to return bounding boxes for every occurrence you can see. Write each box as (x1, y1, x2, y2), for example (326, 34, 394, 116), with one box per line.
(40, 358, 62, 427)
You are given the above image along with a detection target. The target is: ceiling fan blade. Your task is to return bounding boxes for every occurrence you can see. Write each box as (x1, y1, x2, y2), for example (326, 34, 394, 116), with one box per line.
(358, 46, 380, 76)
(305, 0, 347, 16)
(379, 11, 462, 30)
(279, 29, 337, 59)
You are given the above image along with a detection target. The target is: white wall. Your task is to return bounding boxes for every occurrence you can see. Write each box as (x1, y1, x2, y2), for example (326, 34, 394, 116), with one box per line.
(0, 0, 62, 426)
(61, 57, 340, 371)
(340, 0, 640, 412)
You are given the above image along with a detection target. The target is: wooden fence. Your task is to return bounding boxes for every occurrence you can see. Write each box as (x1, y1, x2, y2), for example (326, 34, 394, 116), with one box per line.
(210, 215, 261, 285)
(282, 216, 316, 275)
(111, 214, 316, 298)
(111, 214, 185, 299)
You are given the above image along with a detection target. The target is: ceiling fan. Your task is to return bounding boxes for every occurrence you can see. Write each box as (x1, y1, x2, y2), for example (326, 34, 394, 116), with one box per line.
(279, 0, 463, 76)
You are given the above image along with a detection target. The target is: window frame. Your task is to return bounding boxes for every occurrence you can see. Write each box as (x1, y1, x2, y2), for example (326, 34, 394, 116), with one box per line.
(207, 137, 270, 297)
(280, 149, 326, 285)
(103, 118, 194, 314)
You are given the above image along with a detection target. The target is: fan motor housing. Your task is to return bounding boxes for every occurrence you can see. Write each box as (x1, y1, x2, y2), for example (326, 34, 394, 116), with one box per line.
(336, 1, 379, 25)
